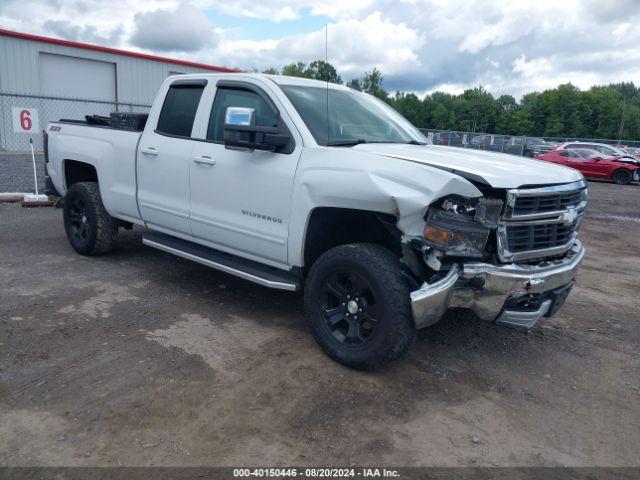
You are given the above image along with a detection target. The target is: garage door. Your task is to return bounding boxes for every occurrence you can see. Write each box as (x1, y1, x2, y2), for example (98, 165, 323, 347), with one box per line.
(39, 53, 116, 101)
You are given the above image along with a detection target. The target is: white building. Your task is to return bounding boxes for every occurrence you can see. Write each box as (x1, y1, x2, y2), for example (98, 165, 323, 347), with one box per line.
(0, 28, 234, 150)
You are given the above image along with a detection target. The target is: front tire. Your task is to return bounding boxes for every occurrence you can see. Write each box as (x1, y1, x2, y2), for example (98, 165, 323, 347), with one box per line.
(613, 168, 633, 185)
(304, 243, 416, 369)
(63, 182, 118, 256)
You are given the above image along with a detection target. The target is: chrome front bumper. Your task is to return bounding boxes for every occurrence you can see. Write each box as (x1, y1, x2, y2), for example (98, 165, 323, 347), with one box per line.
(410, 241, 585, 330)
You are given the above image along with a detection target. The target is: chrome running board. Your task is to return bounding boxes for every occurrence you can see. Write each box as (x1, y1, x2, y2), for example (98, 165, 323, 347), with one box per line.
(142, 231, 299, 291)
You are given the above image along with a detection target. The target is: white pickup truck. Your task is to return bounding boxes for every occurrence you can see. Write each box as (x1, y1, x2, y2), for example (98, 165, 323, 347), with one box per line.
(44, 73, 587, 369)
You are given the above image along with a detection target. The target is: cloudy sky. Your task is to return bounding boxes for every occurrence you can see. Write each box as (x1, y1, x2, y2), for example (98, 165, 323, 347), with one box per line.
(1, 0, 639, 98)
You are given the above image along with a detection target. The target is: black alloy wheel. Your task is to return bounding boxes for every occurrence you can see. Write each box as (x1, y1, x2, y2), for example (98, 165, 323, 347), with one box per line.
(63, 182, 118, 255)
(613, 168, 633, 185)
(66, 195, 90, 247)
(304, 243, 416, 369)
(318, 269, 381, 347)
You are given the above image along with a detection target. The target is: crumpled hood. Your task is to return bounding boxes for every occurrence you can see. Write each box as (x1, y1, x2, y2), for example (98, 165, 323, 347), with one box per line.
(614, 157, 640, 167)
(354, 144, 583, 189)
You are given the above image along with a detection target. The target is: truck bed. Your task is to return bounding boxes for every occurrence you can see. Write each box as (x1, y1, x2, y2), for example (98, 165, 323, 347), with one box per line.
(46, 121, 144, 225)
(59, 112, 148, 131)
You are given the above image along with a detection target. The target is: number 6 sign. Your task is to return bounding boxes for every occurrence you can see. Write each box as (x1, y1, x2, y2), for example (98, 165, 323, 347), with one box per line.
(12, 107, 39, 133)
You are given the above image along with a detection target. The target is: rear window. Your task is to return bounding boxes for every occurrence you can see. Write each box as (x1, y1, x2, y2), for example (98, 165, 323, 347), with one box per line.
(156, 84, 205, 137)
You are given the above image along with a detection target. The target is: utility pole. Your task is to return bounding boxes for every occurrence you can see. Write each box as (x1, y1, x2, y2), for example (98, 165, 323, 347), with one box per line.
(618, 97, 627, 139)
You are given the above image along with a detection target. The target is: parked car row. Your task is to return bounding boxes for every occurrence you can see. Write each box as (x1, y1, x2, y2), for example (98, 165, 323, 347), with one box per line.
(623, 147, 640, 156)
(428, 130, 640, 186)
(430, 131, 556, 157)
(555, 141, 640, 161)
(535, 143, 640, 185)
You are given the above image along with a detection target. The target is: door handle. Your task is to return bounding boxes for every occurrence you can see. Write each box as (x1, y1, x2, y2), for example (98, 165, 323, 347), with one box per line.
(141, 147, 158, 156)
(193, 155, 216, 166)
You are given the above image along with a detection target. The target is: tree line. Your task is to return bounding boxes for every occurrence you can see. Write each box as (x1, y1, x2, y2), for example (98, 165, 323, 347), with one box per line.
(263, 61, 640, 141)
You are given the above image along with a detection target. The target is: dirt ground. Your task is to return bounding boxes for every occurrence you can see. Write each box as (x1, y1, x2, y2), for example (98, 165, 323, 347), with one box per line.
(1, 181, 639, 467)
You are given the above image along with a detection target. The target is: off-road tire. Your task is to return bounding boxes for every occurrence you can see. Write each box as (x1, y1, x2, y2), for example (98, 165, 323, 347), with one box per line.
(63, 182, 118, 256)
(304, 243, 416, 369)
(612, 168, 633, 185)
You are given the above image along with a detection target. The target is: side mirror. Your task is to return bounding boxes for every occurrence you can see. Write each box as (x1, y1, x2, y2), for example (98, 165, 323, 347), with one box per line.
(558, 150, 569, 157)
(223, 106, 291, 152)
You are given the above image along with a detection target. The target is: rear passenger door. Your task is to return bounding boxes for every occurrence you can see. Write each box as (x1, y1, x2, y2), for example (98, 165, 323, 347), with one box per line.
(137, 80, 206, 235)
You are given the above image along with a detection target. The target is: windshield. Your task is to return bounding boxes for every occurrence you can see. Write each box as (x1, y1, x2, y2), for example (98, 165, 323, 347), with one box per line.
(596, 144, 625, 155)
(280, 85, 429, 146)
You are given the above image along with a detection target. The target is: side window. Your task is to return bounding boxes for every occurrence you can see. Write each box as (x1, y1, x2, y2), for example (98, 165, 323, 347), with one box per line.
(207, 88, 279, 142)
(156, 84, 205, 137)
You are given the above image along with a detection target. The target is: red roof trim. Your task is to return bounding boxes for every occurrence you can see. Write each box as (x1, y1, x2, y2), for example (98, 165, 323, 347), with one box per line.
(0, 28, 239, 73)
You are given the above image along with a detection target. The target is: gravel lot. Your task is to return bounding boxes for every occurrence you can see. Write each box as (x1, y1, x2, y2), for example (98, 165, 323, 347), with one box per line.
(1, 181, 639, 467)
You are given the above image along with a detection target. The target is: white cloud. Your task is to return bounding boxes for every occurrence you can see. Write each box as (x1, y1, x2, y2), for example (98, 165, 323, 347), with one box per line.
(420, 83, 467, 96)
(207, 12, 424, 77)
(308, 0, 374, 19)
(458, 15, 533, 54)
(193, 0, 374, 21)
(0, 0, 179, 47)
(130, 4, 218, 52)
(1, 0, 640, 98)
(581, 0, 640, 23)
(512, 55, 553, 77)
(43, 19, 124, 45)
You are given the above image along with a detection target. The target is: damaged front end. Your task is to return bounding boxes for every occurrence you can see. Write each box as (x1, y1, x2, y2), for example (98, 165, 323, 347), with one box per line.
(423, 195, 502, 258)
(410, 241, 585, 329)
(404, 180, 587, 330)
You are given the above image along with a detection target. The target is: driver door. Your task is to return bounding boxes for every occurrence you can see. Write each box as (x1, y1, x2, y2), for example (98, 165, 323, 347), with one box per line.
(564, 151, 605, 179)
(581, 158, 612, 179)
(188, 80, 302, 266)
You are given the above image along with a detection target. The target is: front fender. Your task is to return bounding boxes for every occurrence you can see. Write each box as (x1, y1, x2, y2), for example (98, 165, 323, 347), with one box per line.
(288, 147, 483, 267)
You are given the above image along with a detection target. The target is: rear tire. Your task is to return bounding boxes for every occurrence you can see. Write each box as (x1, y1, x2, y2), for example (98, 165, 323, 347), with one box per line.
(304, 243, 416, 369)
(63, 182, 118, 256)
(613, 168, 633, 185)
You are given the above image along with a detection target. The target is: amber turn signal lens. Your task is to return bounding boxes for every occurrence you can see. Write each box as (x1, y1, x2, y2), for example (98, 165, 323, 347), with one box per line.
(424, 224, 453, 245)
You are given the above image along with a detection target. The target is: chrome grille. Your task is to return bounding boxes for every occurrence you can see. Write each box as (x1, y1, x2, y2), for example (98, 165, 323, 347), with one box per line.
(498, 180, 587, 262)
(512, 190, 583, 216)
(506, 223, 575, 253)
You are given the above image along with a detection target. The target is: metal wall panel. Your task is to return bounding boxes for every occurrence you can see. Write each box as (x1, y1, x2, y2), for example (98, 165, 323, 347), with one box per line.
(0, 34, 217, 103)
(0, 33, 225, 151)
(39, 53, 116, 101)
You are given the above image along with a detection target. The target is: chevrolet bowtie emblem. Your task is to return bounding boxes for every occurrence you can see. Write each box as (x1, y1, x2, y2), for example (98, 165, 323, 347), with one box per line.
(560, 208, 578, 225)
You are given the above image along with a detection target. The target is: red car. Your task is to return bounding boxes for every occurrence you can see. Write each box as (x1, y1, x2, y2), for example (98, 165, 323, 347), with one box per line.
(535, 147, 640, 185)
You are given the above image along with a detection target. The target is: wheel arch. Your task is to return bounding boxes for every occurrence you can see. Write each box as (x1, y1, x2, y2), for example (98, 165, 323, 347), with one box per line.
(301, 207, 402, 272)
(63, 159, 99, 190)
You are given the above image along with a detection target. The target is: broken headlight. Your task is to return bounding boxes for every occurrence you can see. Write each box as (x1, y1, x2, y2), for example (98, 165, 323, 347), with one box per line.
(423, 195, 503, 258)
